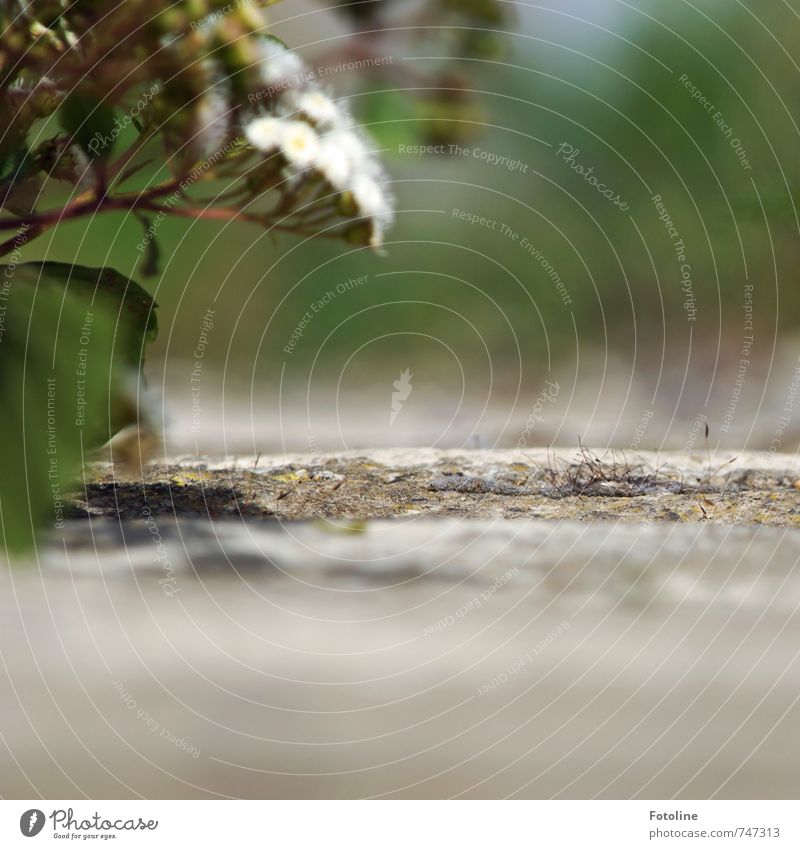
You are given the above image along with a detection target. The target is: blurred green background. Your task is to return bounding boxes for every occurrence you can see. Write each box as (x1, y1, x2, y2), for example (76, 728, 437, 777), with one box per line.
(19, 0, 800, 451)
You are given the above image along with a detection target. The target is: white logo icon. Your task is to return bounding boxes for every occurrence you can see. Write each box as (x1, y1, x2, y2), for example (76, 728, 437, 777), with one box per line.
(390, 369, 413, 426)
(20, 808, 45, 837)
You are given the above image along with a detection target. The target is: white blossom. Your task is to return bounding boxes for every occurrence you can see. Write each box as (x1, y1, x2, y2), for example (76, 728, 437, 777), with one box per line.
(258, 38, 306, 87)
(243, 40, 396, 246)
(193, 87, 230, 157)
(279, 120, 320, 168)
(350, 172, 394, 246)
(71, 146, 94, 192)
(288, 90, 347, 129)
(335, 128, 385, 179)
(316, 136, 353, 188)
(244, 115, 283, 151)
(351, 174, 390, 217)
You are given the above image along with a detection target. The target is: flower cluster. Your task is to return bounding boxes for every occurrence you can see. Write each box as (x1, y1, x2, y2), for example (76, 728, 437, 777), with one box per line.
(0, 1, 394, 255)
(240, 39, 394, 247)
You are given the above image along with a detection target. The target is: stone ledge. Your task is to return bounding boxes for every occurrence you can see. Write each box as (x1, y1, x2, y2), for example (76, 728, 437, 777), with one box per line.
(76, 448, 800, 526)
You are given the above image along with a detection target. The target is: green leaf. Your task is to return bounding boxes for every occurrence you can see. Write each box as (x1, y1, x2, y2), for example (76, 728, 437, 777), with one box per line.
(58, 89, 119, 160)
(133, 213, 161, 277)
(0, 263, 158, 553)
(20, 261, 159, 360)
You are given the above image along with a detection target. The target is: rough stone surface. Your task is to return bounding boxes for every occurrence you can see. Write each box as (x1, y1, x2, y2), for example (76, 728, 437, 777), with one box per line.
(2, 450, 798, 799)
(72, 448, 800, 526)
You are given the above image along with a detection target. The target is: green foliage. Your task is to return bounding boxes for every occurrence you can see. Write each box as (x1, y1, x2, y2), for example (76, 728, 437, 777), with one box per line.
(0, 262, 157, 552)
(0, 0, 403, 254)
(0, 0, 514, 552)
(59, 89, 119, 161)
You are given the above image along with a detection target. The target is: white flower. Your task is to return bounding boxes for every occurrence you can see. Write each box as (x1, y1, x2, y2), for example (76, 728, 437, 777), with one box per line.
(279, 120, 320, 168)
(194, 88, 230, 157)
(71, 145, 94, 191)
(332, 128, 385, 180)
(316, 136, 352, 188)
(351, 174, 389, 217)
(258, 38, 306, 87)
(289, 90, 346, 129)
(369, 222, 390, 249)
(338, 130, 369, 163)
(244, 116, 283, 151)
(350, 173, 395, 247)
